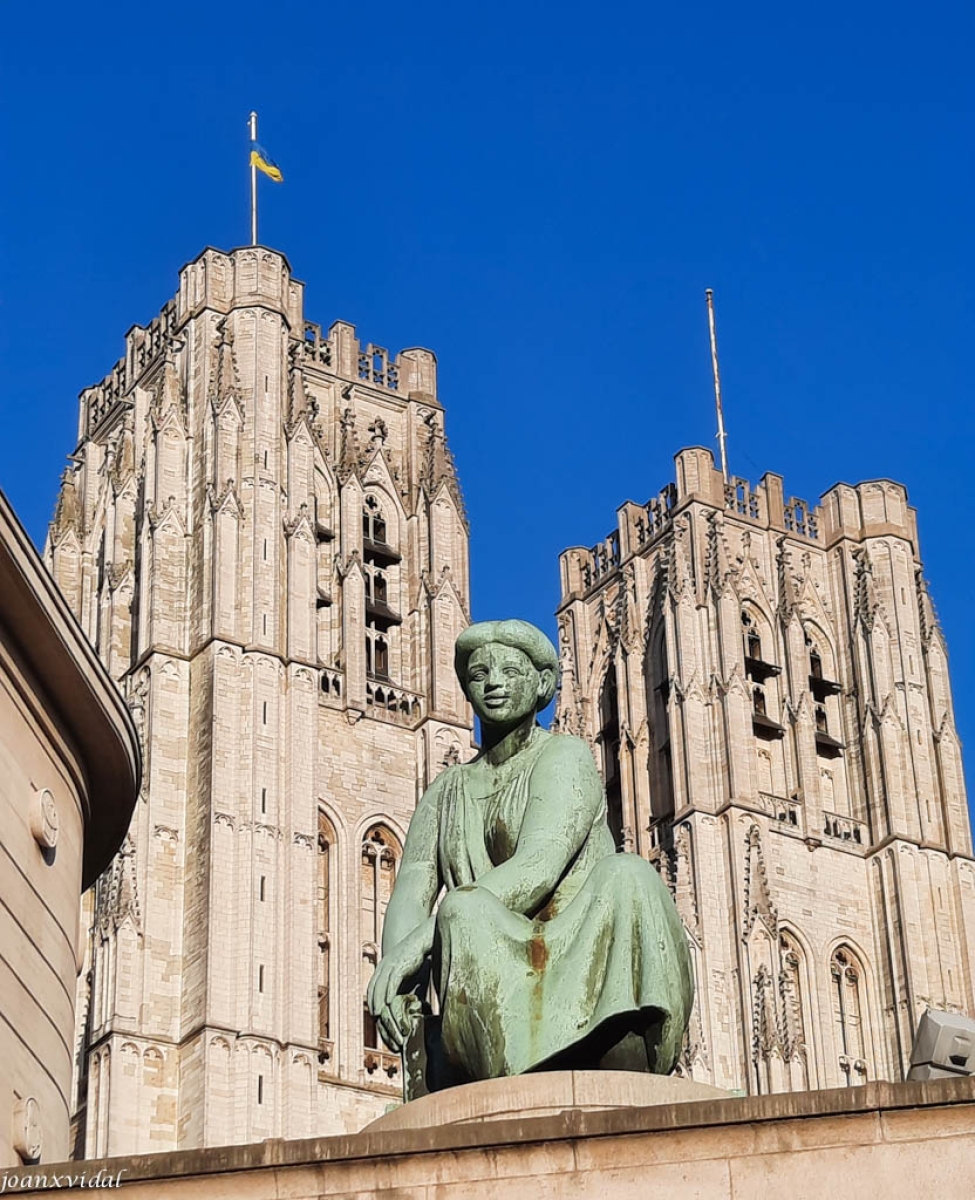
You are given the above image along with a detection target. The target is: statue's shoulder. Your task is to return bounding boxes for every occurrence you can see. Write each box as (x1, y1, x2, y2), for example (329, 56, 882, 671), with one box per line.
(429, 763, 460, 790)
(414, 763, 467, 830)
(535, 730, 597, 770)
(428, 757, 480, 793)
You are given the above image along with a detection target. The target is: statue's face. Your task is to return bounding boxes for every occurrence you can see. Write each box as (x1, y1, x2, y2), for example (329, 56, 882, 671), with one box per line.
(465, 643, 542, 726)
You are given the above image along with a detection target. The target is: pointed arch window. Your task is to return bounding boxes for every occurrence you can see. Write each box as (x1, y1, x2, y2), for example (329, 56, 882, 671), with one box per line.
(779, 932, 811, 1090)
(598, 664, 624, 849)
(361, 825, 400, 947)
(742, 610, 780, 682)
(361, 825, 401, 1058)
(805, 633, 841, 699)
(366, 567, 388, 605)
(830, 946, 868, 1085)
(743, 611, 783, 739)
(316, 811, 336, 1062)
(744, 614, 763, 662)
(362, 496, 387, 546)
(363, 1004, 380, 1051)
(366, 629, 390, 679)
(365, 561, 401, 632)
(362, 496, 400, 680)
(805, 633, 844, 756)
(648, 628, 675, 821)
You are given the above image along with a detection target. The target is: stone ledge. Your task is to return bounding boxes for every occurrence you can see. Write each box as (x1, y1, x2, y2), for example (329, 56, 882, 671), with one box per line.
(19, 1075, 975, 1189)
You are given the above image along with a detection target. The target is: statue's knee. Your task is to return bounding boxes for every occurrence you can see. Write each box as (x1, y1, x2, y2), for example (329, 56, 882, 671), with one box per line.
(597, 852, 650, 886)
(620, 853, 651, 879)
(437, 886, 478, 934)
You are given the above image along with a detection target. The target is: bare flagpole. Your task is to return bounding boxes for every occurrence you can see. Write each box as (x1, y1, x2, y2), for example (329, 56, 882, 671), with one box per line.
(706, 288, 730, 483)
(249, 111, 258, 246)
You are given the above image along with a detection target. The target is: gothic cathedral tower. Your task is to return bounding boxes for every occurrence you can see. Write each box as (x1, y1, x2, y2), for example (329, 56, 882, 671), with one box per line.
(555, 446, 975, 1094)
(45, 247, 473, 1154)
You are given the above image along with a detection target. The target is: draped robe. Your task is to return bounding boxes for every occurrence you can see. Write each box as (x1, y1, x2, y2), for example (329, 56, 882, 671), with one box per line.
(423, 729, 692, 1082)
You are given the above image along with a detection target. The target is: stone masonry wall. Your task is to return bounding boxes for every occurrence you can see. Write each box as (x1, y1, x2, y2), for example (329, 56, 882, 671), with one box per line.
(44, 247, 473, 1154)
(555, 446, 975, 1094)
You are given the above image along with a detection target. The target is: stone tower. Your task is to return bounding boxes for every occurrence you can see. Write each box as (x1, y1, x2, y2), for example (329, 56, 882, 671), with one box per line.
(45, 246, 473, 1154)
(555, 446, 975, 1094)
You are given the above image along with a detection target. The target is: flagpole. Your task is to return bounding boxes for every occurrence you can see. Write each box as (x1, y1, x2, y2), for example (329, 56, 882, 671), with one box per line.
(249, 111, 258, 246)
(705, 288, 730, 483)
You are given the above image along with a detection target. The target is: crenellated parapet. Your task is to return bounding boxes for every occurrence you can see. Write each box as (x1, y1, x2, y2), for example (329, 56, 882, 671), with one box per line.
(559, 448, 922, 606)
(77, 247, 440, 445)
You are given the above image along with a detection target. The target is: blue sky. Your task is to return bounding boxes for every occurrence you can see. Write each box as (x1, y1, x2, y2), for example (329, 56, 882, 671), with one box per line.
(2, 3, 974, 804)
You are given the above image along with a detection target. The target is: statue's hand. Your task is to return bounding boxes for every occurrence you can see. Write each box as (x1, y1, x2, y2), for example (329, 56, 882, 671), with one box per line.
(366, 924, 429, 1052)
(377, 994, 422, 1054)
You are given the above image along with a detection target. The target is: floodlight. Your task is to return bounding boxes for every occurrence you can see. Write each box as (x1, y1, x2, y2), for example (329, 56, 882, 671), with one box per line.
(907, 1009, 975, 1081)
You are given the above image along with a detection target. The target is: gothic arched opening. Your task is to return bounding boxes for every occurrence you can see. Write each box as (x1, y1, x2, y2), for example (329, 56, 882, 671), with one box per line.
(599, 664, 624, 849)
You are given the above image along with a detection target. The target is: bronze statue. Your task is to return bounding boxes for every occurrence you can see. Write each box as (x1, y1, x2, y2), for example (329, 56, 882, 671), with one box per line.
(367, 620, 692, 1097)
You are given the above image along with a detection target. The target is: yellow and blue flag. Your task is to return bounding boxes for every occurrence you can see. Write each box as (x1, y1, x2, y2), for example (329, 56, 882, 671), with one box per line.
(250, 143, 283, 183)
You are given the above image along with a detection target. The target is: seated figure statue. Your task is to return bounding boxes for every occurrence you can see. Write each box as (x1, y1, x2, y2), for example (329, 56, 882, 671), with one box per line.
(367, 620, 693, 1096)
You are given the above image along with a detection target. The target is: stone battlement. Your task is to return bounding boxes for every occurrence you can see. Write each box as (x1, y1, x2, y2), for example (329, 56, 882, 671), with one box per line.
(78, 246, 437, 441)
(561, 445, 919, 596)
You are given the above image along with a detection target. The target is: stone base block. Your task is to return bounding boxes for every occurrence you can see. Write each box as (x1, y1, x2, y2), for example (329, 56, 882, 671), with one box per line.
(365, 1069, 727, 1131)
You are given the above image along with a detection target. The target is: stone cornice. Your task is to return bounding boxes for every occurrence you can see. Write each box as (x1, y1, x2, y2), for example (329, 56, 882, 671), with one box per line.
(24, 1076, 975, 1189)
(0, 488, 140, 887)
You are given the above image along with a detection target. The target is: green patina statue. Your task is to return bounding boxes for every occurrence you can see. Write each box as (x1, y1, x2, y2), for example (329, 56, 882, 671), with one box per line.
(366, 620, 693, 1097)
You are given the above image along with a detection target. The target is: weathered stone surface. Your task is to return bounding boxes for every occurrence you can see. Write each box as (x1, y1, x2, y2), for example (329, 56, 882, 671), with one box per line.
(12, 1078, 975, 1198)
(42, 247, 474, 1154)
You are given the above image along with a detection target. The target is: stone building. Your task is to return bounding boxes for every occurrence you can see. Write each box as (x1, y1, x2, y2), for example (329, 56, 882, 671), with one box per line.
(555, 446, 975, 1094)
(0, 488, 140, 1168)
(44, 246, 473, 1155)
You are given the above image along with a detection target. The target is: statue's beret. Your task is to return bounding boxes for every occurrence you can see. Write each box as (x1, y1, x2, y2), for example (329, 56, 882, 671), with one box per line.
(454, 620, 559, 710)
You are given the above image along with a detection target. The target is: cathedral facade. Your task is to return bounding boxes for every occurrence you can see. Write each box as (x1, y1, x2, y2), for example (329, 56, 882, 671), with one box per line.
(43, 245, 975, 1156)
(555, 446, 975, 1094)
(45, 246, 473, 1154)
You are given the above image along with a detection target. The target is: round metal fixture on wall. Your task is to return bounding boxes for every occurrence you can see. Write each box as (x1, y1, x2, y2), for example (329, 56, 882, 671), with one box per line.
(29, 787, 59, 851)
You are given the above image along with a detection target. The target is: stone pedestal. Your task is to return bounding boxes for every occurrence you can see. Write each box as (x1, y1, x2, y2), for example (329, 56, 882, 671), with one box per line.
(365, 1070, 727, 1132)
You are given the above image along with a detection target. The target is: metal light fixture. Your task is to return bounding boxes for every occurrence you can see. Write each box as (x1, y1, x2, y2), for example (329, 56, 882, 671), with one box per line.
(907, 1009, 975, 1081)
